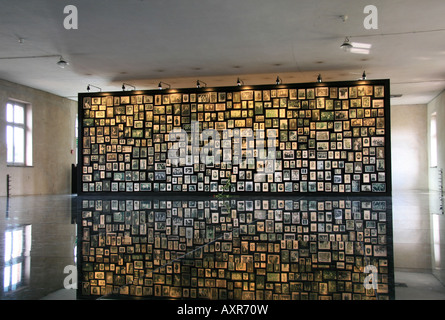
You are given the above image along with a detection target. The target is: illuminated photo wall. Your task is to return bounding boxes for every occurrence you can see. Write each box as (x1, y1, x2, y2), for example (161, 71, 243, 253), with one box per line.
(78, 80, 391, 195)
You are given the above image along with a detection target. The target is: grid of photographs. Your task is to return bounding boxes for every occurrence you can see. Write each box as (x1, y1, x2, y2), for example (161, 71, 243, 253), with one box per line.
(78, 197, 394, 300)
(78, 80, 390, 195)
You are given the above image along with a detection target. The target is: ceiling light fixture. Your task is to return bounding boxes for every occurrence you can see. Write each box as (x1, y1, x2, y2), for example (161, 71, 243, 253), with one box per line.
(362, 71, 367, 80)
(237, 78, 244, 86)
(340, 37, 353, 52)
(350, 42, 372, 55)
(87, 84, 102, 92)
(158, 81, 171, 90)
(276, 76, 282, 85)
(122, 83, 136, 91)
(57, 56, 69, 68)
(317, 74, 322, 83)
(197, 80, 207, 88)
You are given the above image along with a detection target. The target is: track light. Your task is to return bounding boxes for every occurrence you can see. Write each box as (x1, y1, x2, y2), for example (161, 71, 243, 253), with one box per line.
(57, 56, 69, 68)
(158, 81, 171, 90)
(237, 78, 244, 86)
(276, 76, 282, 85)
(340, 37, 353, 52)
(122, 83, 136, 91)
(196, 80, 207, 88)
(317, 74, 322, 83)
(87, 84, 102, 92)
(362, 71, 367, 80)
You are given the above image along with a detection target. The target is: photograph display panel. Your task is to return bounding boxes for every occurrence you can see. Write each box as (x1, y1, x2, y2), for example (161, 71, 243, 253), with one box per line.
(78, 80, 391, 195)
(77, 197, 394, 300)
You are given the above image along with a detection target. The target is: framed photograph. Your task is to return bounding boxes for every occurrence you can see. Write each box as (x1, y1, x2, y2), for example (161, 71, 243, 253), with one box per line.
(265, 109, 279, 118)
(277, 89, 288, 98)
(339, 88, 348, 99)
(375, 86, 384, 97)
(316, 87, 328, 97)
(307, 88, 315, 99)
(373, 99, 384, 108)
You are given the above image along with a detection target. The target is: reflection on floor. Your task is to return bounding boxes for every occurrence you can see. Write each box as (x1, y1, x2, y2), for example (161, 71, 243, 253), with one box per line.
(0, 195, 77, 300)
(0, 191, 443, 300)
(78, 195, 393, 300)
(392, 190, 445, 299)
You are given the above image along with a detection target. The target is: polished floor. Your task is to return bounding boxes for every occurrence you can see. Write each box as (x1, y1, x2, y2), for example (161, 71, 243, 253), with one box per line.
(0, 190, 444, 300)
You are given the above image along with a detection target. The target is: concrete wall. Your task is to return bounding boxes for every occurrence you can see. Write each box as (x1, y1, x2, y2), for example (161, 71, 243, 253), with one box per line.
(391, 104, 429, 191)
(427, 90, 445, 191)
(0, 79, 77, 196)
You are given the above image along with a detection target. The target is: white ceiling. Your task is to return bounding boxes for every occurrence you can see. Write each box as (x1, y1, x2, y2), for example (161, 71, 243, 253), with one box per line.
(1, 0, 445, 105)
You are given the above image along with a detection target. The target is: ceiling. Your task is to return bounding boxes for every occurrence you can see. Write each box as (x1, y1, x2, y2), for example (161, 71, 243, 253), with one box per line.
(1, 0, 445, 105)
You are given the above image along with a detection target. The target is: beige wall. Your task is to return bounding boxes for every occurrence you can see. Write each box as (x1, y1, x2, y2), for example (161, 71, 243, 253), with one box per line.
(0, 79, 77, 196)
(391, 104, 429, 191)
(427, 90, 445, 191)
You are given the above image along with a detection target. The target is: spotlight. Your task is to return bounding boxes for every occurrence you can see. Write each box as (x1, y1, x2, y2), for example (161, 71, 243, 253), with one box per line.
(57, 56, 69, 68)
(237, 78, 244, 86)
(197, 80, 207, 88)
(362, 71, 367, 80)
(87, 84, 102, 92)
(340, 37, 353, 52)
(158, 81, 171, 90)
(276, 76, 282, 85)
(122, 83, 136, 91)
(317, 74, 322, 83)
